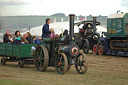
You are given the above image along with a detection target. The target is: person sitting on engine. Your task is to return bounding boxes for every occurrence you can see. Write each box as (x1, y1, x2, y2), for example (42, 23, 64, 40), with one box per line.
(33, 36, 40, 44)
(49, 28, 55, 39)
(3, 30, 13, 43)
(42, 18, 51, 38)
(63, 30, 69, 44)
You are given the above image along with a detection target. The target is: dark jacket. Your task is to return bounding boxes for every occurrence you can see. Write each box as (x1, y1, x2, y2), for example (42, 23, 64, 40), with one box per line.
(3, 34, 10, 43)
(13, 39, 21, 44)
(42, 23, 50, 38)
(26, 36, 33, 44)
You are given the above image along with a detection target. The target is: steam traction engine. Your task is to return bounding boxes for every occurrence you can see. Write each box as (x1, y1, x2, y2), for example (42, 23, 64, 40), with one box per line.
(75, 17, 100, 53)
(33, 14, 88, 74)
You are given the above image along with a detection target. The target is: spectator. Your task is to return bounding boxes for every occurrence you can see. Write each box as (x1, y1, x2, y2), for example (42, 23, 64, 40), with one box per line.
(33, 36, 40, 44)
(3, 30, 13, 43)
(13, 36, 21, 44)
(23, 34, 27, 38)
(13, 31, 21, 44)
(21, 36, 28, 44)
(26, 32, 33, 44)
(15, 30, 21, 38)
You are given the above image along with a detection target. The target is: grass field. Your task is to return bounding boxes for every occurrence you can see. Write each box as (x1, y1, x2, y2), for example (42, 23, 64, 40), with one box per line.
(0, 54, 128, 85)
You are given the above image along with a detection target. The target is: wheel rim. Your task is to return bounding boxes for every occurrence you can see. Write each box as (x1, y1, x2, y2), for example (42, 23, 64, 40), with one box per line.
(75, 52, 88, 74)
(98, 45, 103, 55)
(55, 53, 68, 74)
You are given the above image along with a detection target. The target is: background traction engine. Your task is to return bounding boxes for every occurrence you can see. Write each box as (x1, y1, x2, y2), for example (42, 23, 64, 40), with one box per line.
(75, 17, 100, 53)
(33, 14, 88, 74)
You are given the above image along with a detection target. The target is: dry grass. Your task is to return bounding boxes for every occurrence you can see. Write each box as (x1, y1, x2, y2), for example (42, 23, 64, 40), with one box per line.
(0, 54, 128, 85)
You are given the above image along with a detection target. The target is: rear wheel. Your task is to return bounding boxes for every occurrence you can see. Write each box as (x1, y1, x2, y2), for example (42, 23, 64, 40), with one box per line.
(82, 39, 90, 54)
(93, 45, 98, 55)
(1, 58, 6, 65)
(34, 45, 49, 72)
(55, 53, 68, 74)
(75, 52, 88, 74)
(98, 45, 104, 56)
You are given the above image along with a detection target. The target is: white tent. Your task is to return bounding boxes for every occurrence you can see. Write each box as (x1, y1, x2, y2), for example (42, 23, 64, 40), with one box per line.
(21, 21, 107, 36)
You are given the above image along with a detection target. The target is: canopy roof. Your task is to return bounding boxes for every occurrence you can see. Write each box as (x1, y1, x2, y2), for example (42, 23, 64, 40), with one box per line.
(107, 13, 127, 19)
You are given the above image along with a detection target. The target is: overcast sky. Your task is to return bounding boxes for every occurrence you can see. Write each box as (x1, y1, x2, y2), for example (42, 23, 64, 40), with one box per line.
(0, 0, 128, 16)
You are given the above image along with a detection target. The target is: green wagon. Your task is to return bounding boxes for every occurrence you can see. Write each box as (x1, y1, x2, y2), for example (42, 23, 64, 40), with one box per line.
(0, 43, 37, 67)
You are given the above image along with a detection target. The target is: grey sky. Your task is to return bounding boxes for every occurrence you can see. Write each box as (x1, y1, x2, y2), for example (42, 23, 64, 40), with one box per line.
(0, 0, 128, 16)
(121, 0, 128, 7)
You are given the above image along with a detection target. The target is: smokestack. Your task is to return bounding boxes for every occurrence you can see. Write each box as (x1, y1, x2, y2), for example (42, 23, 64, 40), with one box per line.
(93, 17, 97, 33)
(69, 14, 75, 45)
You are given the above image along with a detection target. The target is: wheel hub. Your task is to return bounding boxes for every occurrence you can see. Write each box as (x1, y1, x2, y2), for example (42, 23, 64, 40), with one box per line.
(58, 62, 61, 66)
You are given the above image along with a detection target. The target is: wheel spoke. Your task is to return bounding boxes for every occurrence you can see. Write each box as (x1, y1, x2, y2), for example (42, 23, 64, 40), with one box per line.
(40, 49, 43, 57)
(80, 66, 83, 72)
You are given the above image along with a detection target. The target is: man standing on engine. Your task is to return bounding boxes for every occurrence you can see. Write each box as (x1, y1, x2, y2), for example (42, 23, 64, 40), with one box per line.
(42, 18, 51, 38)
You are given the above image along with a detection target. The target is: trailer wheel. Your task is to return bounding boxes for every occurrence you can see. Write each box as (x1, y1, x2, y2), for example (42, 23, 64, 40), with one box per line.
(18, 60, 24, 68)
(1, 58, 6, 65)
(82, 39, 90, 54)
(34, 45, 49, 72)
(55, 53, 68, 74)
(93, 45, 98, 55)
(75, 52, 88, 74)
(98, 45, 104, 56)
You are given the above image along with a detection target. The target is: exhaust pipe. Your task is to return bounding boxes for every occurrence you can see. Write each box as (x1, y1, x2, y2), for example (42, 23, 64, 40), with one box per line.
(69, 14, 75, 45)
(93, 17, 97, 33)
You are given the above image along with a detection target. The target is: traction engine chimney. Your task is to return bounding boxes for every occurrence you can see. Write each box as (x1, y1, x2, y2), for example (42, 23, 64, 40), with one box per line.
(69, 14, 75, 45)
(93, 17, 97, 33)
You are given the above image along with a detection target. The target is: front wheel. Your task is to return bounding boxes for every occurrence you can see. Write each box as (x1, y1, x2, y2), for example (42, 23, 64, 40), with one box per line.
(75, 52, 88, 74)
(55, 53, 68, 74)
